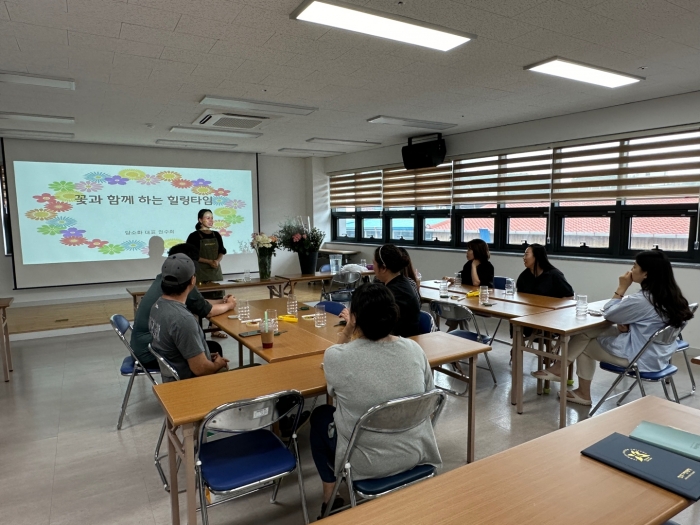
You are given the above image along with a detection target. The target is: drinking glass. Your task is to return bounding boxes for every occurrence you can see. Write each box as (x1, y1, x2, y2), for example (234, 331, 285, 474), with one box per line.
(265, 309, 278, 331)
(576, 295, 588, 319)
(238, 299, 250, 322)
(454, 272, 462, 286)
(287, 294, 298, 316)
(439, 280, 449, 298)
(261, 321, 274, 349)
(315, 304, 326, 328)
(479, 286, 489, 305)
(505, 278, 515, 295)
(360, 258, 367, 268)
(243, 269, 251, 282)
(329, 254, 342, 275)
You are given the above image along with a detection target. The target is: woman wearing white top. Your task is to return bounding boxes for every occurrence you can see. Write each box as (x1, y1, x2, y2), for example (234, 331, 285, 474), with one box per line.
(532, 250, 693, 406)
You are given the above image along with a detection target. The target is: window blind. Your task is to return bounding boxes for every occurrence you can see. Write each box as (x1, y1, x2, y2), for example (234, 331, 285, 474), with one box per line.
(552, 131, 700, 201)
(382, 163, 453, 208)
(329, 171, 382, 208)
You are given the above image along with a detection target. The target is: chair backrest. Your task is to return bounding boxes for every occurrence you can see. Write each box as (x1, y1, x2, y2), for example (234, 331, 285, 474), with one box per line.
(493, 276, 507, 290)
(680, 303, 699, 341)
(338, 390, 446, 469)
(628, 324, 684, 368)
(328, 291, 353, 303)
(333, 271, 362, 287)
(429, 301, 477, 323)
(148, 343, 180, 381)
(418, 311, 433, 335)
(110, 314, 156, 371)
(317, 301, 346, 316)
(196, 390, 303, 454)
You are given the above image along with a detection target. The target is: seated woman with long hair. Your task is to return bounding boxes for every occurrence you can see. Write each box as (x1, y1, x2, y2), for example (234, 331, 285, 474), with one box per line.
(517, 243, 574, 298)
(309, 283, 441, 517)
(532, 250, 693, 406)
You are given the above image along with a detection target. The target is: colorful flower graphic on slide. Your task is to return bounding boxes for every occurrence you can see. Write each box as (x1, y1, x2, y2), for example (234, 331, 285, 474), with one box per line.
(121, 240, 146, 251)
(85, 172, 110, 183)
(30, 167, 247, 260)
(87, 239, 108, 249)
(45, 201, 73, 212)
(74, 181, 103, 192)
(33, 193, 56, 204)
(48, 216, 77, 228)
(137, 175, 160, 186)
(37, 224, 62, 235)
(60, 236, 88, 247)
(98, 244, 124, 255)
(26, 209, 57, 221)
(48, 181, 75, 192)
(119, 169, 146, 180)
(157, 171, 181, 181)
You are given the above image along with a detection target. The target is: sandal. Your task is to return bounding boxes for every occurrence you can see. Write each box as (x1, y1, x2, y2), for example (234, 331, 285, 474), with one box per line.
(212, 331, 228, 339)
(557, 390, 592, 406)
(530, 369, 562, 382)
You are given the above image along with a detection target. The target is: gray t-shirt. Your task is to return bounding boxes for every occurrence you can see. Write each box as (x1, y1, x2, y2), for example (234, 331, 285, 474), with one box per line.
(323, 337, 442, 480)
(149, 297, 211, 382)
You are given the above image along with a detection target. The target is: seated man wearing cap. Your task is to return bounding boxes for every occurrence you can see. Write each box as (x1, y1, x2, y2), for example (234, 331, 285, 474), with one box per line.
(149, 253, 229, 382)
(131, 243, 236, 369)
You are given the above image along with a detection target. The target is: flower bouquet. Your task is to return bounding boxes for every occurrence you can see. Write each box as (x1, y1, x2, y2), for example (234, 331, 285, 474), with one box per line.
(250, 232, 279, 280)
(277, 217, 326, 274)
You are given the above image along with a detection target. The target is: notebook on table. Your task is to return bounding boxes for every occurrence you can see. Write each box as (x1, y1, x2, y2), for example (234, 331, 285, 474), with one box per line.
(630, 421, 700, 461)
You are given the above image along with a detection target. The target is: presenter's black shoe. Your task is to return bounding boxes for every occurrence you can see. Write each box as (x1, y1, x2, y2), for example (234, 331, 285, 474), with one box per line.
(318, 496, 345, 519)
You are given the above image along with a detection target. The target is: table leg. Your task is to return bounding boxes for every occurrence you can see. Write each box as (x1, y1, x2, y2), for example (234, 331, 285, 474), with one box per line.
(3, 310, 11, 372)
(166, 419, 181, 525)
(511, 326, 520, 406)
(0, 328, 8, 382)
(559, 336, 570, 429)
(249, 349, 254, 365)
(133, 296, 139, 318)
(467, 355, 477, 463)
(238, 341, 243, 368)
(515, 327, 524, 414)
(183, 424, 197, 525)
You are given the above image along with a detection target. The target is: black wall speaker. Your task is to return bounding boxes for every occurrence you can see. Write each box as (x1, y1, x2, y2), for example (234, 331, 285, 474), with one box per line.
(401, 133, 446, 170)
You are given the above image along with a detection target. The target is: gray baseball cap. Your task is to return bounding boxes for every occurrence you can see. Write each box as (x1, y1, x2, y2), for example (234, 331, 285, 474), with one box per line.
(161, 253, 195, 285)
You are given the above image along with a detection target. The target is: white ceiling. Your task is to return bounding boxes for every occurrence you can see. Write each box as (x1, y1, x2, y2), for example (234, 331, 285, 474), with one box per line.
(0, 0, 699, 156)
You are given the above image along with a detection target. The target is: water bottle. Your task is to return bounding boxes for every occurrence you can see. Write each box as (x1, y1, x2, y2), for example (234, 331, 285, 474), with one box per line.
(243, 269, 251, 282)
(287, 294, 298, 316)
(454, 272, 462, 286)
(505, 278, 515, 295)
(360, 258, 367, 268)
(576, 294, 588, 319)
(479, 286, 489, 305)
(439, 280, 449, 298)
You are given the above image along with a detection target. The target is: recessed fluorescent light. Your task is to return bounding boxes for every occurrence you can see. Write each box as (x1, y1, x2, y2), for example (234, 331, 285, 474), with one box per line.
(156, 140, 238, 151)
(170, 126, 261, 138)
(0, 129, 74, 140)
(200, 96, 317, 116)
(0, 112, 75, 124)
(279, 147, 342, 156)
(290, 0, 474, 52)
(0, 71, 75, 90)
(367, 115, 456, 130)
(524, 57, 643, 88)
(307, 137, 381, 147)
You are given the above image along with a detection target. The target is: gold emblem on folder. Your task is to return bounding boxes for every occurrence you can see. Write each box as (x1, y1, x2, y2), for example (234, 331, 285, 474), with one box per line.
(678, 468, 696, 480)
(623, 448, 652, 462)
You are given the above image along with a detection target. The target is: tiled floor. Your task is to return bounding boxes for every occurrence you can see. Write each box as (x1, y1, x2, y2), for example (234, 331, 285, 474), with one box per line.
(1, 318, 700, 525)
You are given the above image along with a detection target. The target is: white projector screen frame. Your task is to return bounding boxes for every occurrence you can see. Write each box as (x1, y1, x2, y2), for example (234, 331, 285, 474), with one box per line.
(3, 139, 259, 289)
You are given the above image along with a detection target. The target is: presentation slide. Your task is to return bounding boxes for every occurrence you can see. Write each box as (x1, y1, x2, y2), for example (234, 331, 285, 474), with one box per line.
(14, 162, 254, 265)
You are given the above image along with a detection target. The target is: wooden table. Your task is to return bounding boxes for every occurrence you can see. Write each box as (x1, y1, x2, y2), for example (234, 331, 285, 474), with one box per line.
(511, 302, 611, 428)
(153, 331, 491, 525)
(210, 298, 341, 365)
(419, 286, 552, 319)
(420, 281, 577, 309)
(0, 297, 13, 382)
(126, 278, 287, 315)
(319, 396, 698, 525)
(276, 270, 374, 295)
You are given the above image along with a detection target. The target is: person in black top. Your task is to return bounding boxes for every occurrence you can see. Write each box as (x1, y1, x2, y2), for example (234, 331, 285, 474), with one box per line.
(516, 244, 574, 298)
(445, 239, 495, 287)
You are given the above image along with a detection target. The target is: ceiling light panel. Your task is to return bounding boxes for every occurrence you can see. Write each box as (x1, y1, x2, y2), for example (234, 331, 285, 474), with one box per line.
(367, 116, 456, 130)
(525, 57, 643, 88)
(0, 112, 75, 124)
(0, 129, 74, 140)
(170, 126, 262, 138)
(307, 137, 381, 147)
(279, 147, 342, 155)
(200, 96, 317, 116)
(155, 140, 238, 151)
(0, 71, 75, 90)
(290, 0, 474, 52)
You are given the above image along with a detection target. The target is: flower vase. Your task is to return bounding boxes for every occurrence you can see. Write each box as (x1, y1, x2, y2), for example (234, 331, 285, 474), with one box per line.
(257, 252, 272, 280)
(297, 251, 318, 275)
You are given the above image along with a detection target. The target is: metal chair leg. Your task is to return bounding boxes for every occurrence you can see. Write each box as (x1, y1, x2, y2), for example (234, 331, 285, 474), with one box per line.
(616, 379, 637, 406)
(270, 478, 282, 503)
(117, 368, 138, 430)
(670, 376, 680, 403)
(197, 466, 210, 525)
(676, 349, 696, 400)
(292, 436, 309, 525)
(589, 373, 627, 417)
(479, 352, 497, 385)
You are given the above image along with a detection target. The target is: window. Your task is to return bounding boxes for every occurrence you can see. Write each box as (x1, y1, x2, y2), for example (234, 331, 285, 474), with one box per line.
(361, 217, 382, 241)
(333, 215, 356, 241)
(390, 217, 414, 241)
(462, 216, 494, 243)
(507, 216, 547, 246)
(424, 218, 451, 242)
(561, 216, 611, 248)
(629, 216, 691, 252)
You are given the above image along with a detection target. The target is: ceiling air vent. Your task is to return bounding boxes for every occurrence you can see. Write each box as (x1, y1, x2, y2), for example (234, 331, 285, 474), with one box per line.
(193, 110, 270, 130)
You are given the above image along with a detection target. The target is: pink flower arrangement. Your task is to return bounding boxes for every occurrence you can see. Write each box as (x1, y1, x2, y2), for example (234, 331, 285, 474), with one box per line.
(292, 233, 302, 242)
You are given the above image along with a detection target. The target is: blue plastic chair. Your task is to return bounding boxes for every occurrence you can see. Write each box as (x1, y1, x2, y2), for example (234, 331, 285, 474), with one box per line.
(589, 324, 683, 417)
(493, 276, 507, 290)
(322, 390, 446, 518)
(110, 314, 161, 430)
(418, 311, 433, 335)
(196, 390, 309, 525)
(671, 302, 697, 400)
(317, 301, 346, 316)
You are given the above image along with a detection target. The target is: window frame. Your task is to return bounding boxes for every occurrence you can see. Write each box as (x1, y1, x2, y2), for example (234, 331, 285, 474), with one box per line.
(454, 208, 498, 250)
(417, 209, 453, 247)
(331, 210, 357, 243)
(500, 206, 550, 252)
(358, 211, 383, 244)
(384, 209, 417, 245)
(551, 203, 620, 257)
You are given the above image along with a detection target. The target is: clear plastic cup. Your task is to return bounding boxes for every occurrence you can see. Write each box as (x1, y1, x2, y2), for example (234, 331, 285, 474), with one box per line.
(265, 309, 278, 331)
(439, 280, 449, 298)
(261, 321, 274, 349)
(287, 294, 298, 316)
(360, 258, 367, 268)
(243, 269, 251, 282)
(454, 272, 462, 286)
(479, 286, 489, 305)
(505, 278, 515, 295)
(315, 304, 326, 328)
(576, 295, 588, 319)
(238, 299, 250, 322)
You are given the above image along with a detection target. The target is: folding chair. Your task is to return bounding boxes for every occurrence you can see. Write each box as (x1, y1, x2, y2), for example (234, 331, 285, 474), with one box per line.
(110, 314, 161, 430)
(317, 301, 347, 317)
(493, 276, 507, 290)
(323, 389, 446, 518)
(148, 344, 181, 492)
(670, 302, 697, 400)
(321, 271, 361, 301)
(418, 311, 434, 334)
(196, 390, 309, 525)
(430, 301, 497, 387)
(589, 324, 684, 417)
